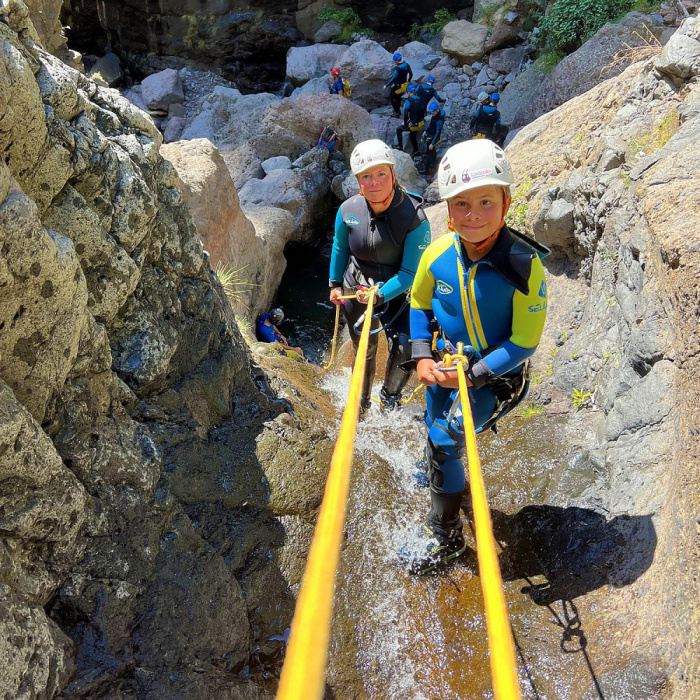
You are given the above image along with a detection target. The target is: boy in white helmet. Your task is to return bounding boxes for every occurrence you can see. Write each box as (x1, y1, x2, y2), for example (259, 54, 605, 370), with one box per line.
(399, 139, 550, 574)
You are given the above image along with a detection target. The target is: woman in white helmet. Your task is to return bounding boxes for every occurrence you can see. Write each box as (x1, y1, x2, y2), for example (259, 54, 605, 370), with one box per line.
(329, 139, 432, 412)
(399, 139, 550, 574)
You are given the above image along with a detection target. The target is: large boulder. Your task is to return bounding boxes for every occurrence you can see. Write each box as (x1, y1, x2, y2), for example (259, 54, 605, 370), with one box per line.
(655, 16, 700, 80)
(286, 44, 345, 86)
(498, 59, 548, 127)
(88, 52, 123, 87)
(396, 40, 442, 83)
(161, 139, 265, 314)
(512, 12, 673, 128)
(291, 76, 331, 98)
(441, 20, 489, 64)
(141, 68, 185, 111)
(488, 45, 528, 74)
(335, 39, 394, 111)
(430, 55, 461, 86)
(238, 161, 331, 242)
(484, 17, 521, 51)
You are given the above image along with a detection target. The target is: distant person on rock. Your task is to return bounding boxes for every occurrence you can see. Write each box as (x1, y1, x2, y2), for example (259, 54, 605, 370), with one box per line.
(256, 308, 304, 357)
(329, 67, 344, 95)
(399, 140, 550, 574)
(416, 76, 445, 110)
(329, 139, 431, 412)
(318, 125, 341, 153)
(384, 52, 413, 118)
(420, 99, 446, 177)
(469, 92, 501, 140)
(395, 84, 426, 155)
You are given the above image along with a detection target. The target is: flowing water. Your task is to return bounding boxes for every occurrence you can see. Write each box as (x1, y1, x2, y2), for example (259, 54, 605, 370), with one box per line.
(276, 240, 652, 699)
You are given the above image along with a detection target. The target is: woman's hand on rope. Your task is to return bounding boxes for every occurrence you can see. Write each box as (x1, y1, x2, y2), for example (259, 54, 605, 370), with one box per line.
(330, 287, 344, 306)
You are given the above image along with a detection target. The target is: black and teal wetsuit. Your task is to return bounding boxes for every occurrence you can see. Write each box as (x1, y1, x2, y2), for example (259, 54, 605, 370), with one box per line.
(470, 104, 501, 139)
(410, 227, 549, 494)
(396, 94, 426, 153)
(422, 108, 446, 172)
(416, 84, 445, 110)
(330, 188, 431, 405)
(385, 61, 413, 114)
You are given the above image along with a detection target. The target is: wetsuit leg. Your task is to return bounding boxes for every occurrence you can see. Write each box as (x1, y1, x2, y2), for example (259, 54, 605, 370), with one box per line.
(390, 89, 401, 115)
(395, 124, 408, 149)
(409, 129, 420, 154)
(342, 295, 380, 404)
(379, 296, 412, 402)
(426, 385, 497, 495)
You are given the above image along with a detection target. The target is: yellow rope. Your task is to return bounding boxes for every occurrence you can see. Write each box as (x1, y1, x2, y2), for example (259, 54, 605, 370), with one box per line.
(277, 289, 378, 700)
(445, 346, 521, 700)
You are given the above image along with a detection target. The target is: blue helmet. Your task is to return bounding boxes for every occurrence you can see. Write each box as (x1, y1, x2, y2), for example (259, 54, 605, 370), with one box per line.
(406, 83, 417, 94)
(393, 52, 402, 61)
(426, 76, 435, 85)
(427, 99, 439, 114)
(490, 92, 500, 103)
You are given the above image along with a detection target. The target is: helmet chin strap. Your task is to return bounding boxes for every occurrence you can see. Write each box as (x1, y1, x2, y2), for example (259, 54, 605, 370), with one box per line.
(360, 170, 396, 208)
(447, 190, 510, 252)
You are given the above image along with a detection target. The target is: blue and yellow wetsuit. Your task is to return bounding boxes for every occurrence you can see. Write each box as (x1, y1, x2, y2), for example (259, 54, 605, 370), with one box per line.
(410, 226, 549, 494)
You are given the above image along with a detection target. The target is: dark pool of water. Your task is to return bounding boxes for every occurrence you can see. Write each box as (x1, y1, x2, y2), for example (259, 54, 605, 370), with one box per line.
(274, 237, 337, 365)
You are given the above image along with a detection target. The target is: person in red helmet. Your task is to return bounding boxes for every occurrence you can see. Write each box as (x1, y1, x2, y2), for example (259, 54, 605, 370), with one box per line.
(329, 67, 344, 95)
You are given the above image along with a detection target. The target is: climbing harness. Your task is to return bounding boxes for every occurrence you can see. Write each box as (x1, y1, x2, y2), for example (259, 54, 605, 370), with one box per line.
(443, 343, 522, 699)
(277, 289, 379, 700)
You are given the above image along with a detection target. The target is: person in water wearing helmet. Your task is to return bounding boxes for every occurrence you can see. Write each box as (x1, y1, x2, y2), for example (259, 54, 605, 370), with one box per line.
(399, 139, 549, 574)
(469, 92, 501, 140)
(255, 308, 304, 357)
(329, 139, 431, 412)
(415, 75, 445, 111)
(384, 52, 413, 117)
(329, 67, 344, 95)
(395, 84, 426, 155)
(421, 99, 446, 176)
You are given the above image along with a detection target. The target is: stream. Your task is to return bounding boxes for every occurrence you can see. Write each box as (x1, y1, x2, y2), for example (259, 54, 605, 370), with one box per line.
(275, 240, 656, 699)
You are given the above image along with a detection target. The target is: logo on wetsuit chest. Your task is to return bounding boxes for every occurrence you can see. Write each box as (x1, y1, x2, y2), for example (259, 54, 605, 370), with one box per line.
(344, 216, 361, 226)
(436, 280, 453, 295)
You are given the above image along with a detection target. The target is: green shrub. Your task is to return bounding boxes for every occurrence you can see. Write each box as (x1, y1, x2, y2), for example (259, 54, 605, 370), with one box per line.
(409, 9, 457, 41)
(318, 5, 371, 41)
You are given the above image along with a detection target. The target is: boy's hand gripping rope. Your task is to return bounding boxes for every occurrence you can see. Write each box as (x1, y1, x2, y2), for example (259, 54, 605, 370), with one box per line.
(277, 289, 378, 700)
(443, 343, 522, 700)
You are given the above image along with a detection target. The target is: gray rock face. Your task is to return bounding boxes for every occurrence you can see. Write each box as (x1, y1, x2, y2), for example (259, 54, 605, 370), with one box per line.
(484, 18, 520, 51)
(314, 19, 342, 43)
(262, 155, 293, 173)
(488, 45, 527, 74)
(498, 60, 547, 127)
(141, 68, 185, 111)
(336, 39, 393, 111)
(88, 52, 123, 87)
(286, 44, 345, 86)
(513, 12, 672, 128)
(441, 20, 489, 64)
(0, 7, 333, 696)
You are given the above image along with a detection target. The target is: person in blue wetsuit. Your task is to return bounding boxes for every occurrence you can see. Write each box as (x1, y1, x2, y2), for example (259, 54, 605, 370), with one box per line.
(415, 75, 445, 110)
(399, 139, 550, 574)
(384, 52, 413, 117)
(329, 139, 431, 412)
(420, 99, 446, 176)
(256, 308, 304, 357)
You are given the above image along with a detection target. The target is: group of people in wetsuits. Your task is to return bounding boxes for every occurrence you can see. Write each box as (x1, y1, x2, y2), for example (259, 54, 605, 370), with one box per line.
(328, 137, 549, 574)
(330, 52, 503, 176)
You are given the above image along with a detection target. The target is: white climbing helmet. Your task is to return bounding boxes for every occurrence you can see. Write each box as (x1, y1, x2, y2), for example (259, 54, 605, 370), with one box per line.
(437, 139, 514, 201)
(350, 139, 396, 176)
(477, 91, 489, 104)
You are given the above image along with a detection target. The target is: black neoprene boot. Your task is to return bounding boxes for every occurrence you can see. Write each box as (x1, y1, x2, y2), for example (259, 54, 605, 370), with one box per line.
(399, 491, 466, 575)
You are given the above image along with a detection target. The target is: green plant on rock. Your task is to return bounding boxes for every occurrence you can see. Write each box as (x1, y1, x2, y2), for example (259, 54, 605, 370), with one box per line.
(475, 2, 503, 25)
(516, 401, 545, 419)
(215, 261, 257, 309)
(571, 387, 593, 410)
(626, 110, 680, 163)
(538, 49, 566, 73)
(547, 347, 559, 358)
(319, 5, 371, 41)
(235, 314, 253, 339)
(505, 175, 534, 230)
(409, 9, 457, 41)
(530, 373, 544, 387)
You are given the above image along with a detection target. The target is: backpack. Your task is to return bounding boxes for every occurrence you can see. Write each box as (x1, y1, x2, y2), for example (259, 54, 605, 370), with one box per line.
(342, 78, 352, 98)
